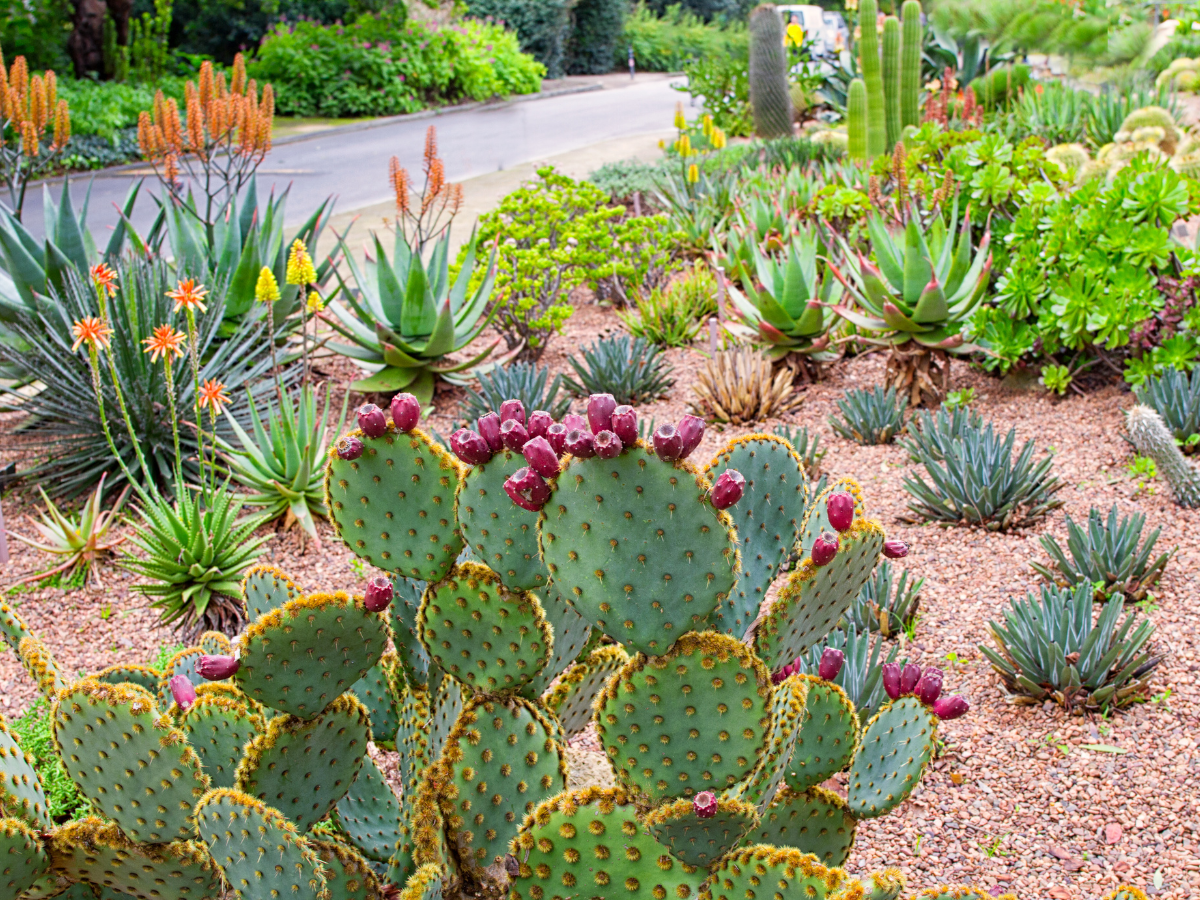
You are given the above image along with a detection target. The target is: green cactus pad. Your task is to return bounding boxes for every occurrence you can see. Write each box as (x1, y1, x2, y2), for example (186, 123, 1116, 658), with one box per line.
(539, 445, 741, 656)
(752, 517, 885, 670)
(0, 714, 52, 830)
(326, 427, 465, 582)
(334, 755, 405, 864)
(543, 645, 629, 740)
(349, 652, 401, 747)
(171, 693, 266, 790)
(699, 845, 854, 900)
(733, 673, 807, 811)
(91, 665, 160, 695)
(432, 695, 566, 880)
(1101, 890, 1149, 900)
(785, 676, 860, 792)
(195, 788, 327, 900)
(391, 575, 432, 688)
(18, 636, 67, 698)
(241, 565, 303, 621)
(914, 889, 1015, 900)
(233, 590, 388, 719)
(0, 600, 31, 653)
(198, 631, 232, 655)
(400, 768, 454, 889)
(509, 786, 706, 900)
(753, 786, 856, 867)
(522, 584, 597, 701)
(796, 479, 866, 558)
(595, 632, 772, 804)
(398, 863, 444, 900)
(47, 818, 219, 899)
(847, 697, 936, 820)
(457, 449, 550, 591)
(857, 868, 905, 900)
(52, 680, 209, 843)
(0, 817, 49, 895)
(417, 562, 552, 695)
(395, 686, 432, 807)
(15, 873, 95, 899)
(429, 671, 463, 764)
(311, 837, 384, 900)
(644, 795, 761, 868)
(157, 648, 207, 706)
(236, 693, 371, 831)
(706, 435, 807, 638)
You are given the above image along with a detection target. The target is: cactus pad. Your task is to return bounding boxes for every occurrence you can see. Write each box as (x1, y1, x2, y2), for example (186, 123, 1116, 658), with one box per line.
(847, 697, 936, 820)
(785, 676, 859, 792)
(91, 664, 160, 694)
(644, 795, 761, 868)
(233, 591, 388, 719)
(418, 562, 552, 695)
(398, 863, 444, 900)
(18, 636, 67, 698)
(733, 673, 807, 811)
(172, 693, 266, 790)
(796, 478, 866, 558)
(198, 631, 232, 655)
(522, 585, 597, 701)
(349, 652, 401, 747)
(914, 889, 1015, 900)
(509, 787, 705, 900)
(456, 449, 549, 591)
(0, 714, 51, 830)
(595, 632, 772, 803)
(857, 868, 906, 900)
(391, 575, 432, 688)
(707, 436, 807, 638)
(539, 445, 740, 656)
(0, 817, 49, 895)
(543, 644, 629, 740)
(236, 693, 371, 830)
(326, 427, 465, 582)
(699, 845, 853, 900)
(52, 680, 208, 843)
(429, 671, 463, 764)
(395, 685, 432, 808)
(0, 600, 31, 653)
(334, 755, 405, 864)
(158, 648, 207, 707)
(241, 565, 302, 621)
(753, 518, 885, 670)
(753, 786, 857, 867)
(195, 788, 326, 900)
(311, 837, 384, 900)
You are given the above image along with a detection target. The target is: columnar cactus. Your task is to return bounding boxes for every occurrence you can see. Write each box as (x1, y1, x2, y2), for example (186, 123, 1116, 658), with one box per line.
(748, 3, 793, 139)
(848, 78, 868, 162)
(858, 0, 887, 158)
(882, 16, 902, 150)
(900, 0, 923, 130)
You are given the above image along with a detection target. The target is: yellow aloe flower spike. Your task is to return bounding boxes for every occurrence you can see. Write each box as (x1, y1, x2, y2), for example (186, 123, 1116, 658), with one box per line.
(255, 266, 280, 303)
(687, 163, 700, 184)
(285, 239, 317, 286)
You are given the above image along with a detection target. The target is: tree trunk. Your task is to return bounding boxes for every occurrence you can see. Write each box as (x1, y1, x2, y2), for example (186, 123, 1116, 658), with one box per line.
(68, 0, 108, 78)
(107, 0, 133, 44)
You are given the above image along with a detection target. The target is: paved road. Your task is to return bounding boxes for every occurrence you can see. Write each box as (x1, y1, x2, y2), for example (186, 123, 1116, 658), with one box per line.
(19, 76, 684, 245)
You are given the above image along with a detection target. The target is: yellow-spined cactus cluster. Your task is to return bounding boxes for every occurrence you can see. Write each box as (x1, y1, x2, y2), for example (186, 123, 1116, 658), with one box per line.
(1050, 105, 1200, 185)
(1157, 56, 1200, 92)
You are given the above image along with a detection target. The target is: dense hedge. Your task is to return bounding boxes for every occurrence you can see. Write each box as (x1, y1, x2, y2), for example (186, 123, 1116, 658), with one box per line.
(464, 0, 571, 78)
(640, 0, 755, 21)
(567, 0, 628, 75)
(622, 3, 745, 72)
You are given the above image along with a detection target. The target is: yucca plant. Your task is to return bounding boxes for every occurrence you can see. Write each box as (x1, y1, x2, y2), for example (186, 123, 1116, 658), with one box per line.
(980, 583, 1161, 711)
(829, 385, 908, 445)
(458, 361, 571, 425)
(844, 560, 923, 639)
(1031, 504, 1173, 602)
(901, 404, 984, 462)
(1133, 366, 1200, 453)
(793, 623, 900, 725)
(562, 334, 674, 405)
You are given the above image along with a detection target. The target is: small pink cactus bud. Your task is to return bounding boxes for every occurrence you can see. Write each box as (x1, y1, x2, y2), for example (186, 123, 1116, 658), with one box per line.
(711, 470, 745, 510)
(390, 392, 421, 432)
(611, 405, 638, 446)
(504, 466, 551, 511)
(528, 410, 554, 439)
(594, 430, 623, 459)
(356, 403, 387, 438)
(336, 435, 363, 460)
(826, 492, 855, 532)
(169, 674, 196, 711)
(523, 436, 560, 478)
(450, 428, 493, 466)
(564, 429, 596, 459)
(693, 791, 718, 819)
(561, 412, 587, 432)
(196, 655, 239, 680)
(477, 412, 503, 451)
(677, 414, 705, 458)
(882, 662, 901, 700)
(915, 668, 943, 705)
(500, 399, 526, 426)
(546, 422, 569, 455)
(587, 393, 617, 434)
(364, 574, 394, 612)
(500, 418, 530, 451)
(812, 531, 839, 566)
(933, 695, 969, 720)
(818, 647, 844, 681)
(900, 663, 921, 695)
(882, 539, 910, 559)
(652, 423, 684, 460)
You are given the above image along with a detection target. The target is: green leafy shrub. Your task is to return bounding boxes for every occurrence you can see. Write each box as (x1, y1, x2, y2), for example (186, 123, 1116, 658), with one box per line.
(595, 214, 685, 305)
(8, 697, 91, 822)
(464, 0, 570, 77)
(56, 76, 189, 139)
(567, 0, 626, 75)
(621, 2, 746, 72)
(587, 158, 663, 200)
(617, 260, 717, 347)
(674, 33, 752, 136)
(458, 361, 571, 424)
(563, 334, 675, 404)
(829, 386, 907, 446)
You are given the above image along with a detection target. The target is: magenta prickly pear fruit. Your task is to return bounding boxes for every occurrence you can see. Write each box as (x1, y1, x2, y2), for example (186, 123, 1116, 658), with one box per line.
(811, 531, 839, 566)
(652, 423, 684, 460)
(197, 655, 239, 680)
(772, 657, 802, 684)
(693, 791, 718, 819)
(882, 662, 901, 700)
(826, 492, 855, 532)
(677, 414, 705, 458)
(335, 435, 363, 460)
(390, 392, 421, 432)
(356, 403, 387, 438)
(523, 436, 560, 478)
(450, 428, 493, 466)
(500, 418, 530, 451)
(882, 539, 909, 559)
(914, 668, 943, 705)
(818, 647, 845, 681)
(528, 410, 554, 440)
(611, 405, 638, 446)
(587, 393, 617, 435)
(500, 399, 526, 426)
(546, 422, 569, 455)
(933, 695, 969, 720)
(564, 429, 596, 459)
(561, 412, 587, 432)
(594, 430, 623, 459)
(900, 663, 921, 695)
(711, 470, 746, 510)
(169, 674, 196, 711)
(504, 466, 551, 512)
(364, 574, 394, 612)
(477, 412, 503, 451)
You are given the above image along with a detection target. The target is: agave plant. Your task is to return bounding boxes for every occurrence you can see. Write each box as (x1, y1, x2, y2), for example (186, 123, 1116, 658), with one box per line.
(772, 423, 826, 475)
(844, 560, 923, 639)
(458, 361, 571, 425)
(562, 334, 674, 405)
(1133, 366, 1200, 453)
(792, 623, 900, 725)
(901, 404, 984, 462)
(829, 385, 908, 445)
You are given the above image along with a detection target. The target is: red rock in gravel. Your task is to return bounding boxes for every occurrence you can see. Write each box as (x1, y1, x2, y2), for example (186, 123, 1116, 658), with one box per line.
(1105, 822, 1123, 844)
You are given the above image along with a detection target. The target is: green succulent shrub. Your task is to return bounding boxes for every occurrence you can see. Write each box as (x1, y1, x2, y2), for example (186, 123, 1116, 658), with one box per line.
(457, 361, 571, 424)
(1132, 366, 1200, 452)
(617, 260, 718, 347)
(901, 404, 984, 463)
(844, 560, 923, 639)
(562, 334, 675, 404)
(829, 386, 908, 445)
(595, 214, 686, 306)
(587, 158, 664, 201)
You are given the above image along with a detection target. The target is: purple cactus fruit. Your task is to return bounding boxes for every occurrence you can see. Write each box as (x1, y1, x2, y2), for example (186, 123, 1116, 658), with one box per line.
(882, 539, 910, 559)
(500, 418, 530, 452)
(677, 415, 706, 458)
(594, 430, 623, 459)
(818, 647, 845, 681)
(546, 423, 569, 455)
(196, 655, 239, 680)
(811, 531, 839, 566)
(523, 436, 560, 478)
(356, 403, 387, 438)
(169, 674, 196, 711)
(504, 466, 551, 512)
(364, 574, 394, 612)
(652, 423, 684, 460)
(587, 393, 617, 435)
(336, 435, 363, 460)
(450, 428, 493, 466)
(900, 663, 921, 695)
(826, 492, 855, 532)
(500, 399, 526, 426)
(562, 413, 587, 433)
(390, 392, 421, 432)
(528, 410, 554, 440)
(711, 470, 746, 510)
(771, 657, 803, 684)
(882, 662, 901, 700)
(611, 405, 638, 446)
(933, 695, 970, 720)
(693, 791, 718, 819)
(564, 429, 596, 459)
(477, 412, 503, 451)
(914, 668, 944, 705)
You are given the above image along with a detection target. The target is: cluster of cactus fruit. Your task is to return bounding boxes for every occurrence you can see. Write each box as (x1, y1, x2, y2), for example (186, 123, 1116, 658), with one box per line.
(0, 392, 1147, 900)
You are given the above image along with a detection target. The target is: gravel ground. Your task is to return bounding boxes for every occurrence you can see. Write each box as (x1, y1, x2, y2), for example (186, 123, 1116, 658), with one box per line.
(1, 293, 1197, 900)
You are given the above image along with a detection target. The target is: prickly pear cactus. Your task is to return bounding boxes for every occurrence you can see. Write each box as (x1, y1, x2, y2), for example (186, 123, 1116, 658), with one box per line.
(733, 673, 807, 811)
(521, 584, 597, 701)
(349, 652, 401, 747)
(391, 575, 432, 687)
(644, 796, 761, 868)
(847, 696, 937, 819)
(456, 449, 549, 591)
(0, 714, 52, 830)
(753, 785, 857, 867)
(18, 636, 67, 698)
(334, 755, 406, 865)
(700, 845, 854, 900)
(542, 644, 628, 740)
(91, 663, 160, 694)
(170, 693, 266, 791)
(310, 836, 384, 900)
(241, 564, 302, 620)
(785, 676, 859, 791)
(0, 817, 49, 895)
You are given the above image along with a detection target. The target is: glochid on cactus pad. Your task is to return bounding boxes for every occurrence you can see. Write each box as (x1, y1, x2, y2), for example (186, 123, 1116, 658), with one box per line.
(240, 563, 302, 621)
(310, 836, 385, 900)
(644, 794, 761, 868)
(700, 845, 855, 900)
(542, 643, 628, 739)
(0, 714, 52, 830)
(0, 817, 48, 896)
(733, 673, 806, 812)
(169, 690, 266, 791)
(752, 785, 857, 867)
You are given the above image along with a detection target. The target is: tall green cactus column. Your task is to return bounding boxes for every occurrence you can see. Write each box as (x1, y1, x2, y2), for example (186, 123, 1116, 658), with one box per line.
(848, 78, 867, 161)
(748, 3, 794, 139)
(900, 1, 923, 130)
(882, 16, 901, 151)
(858, 0, 886, 158)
